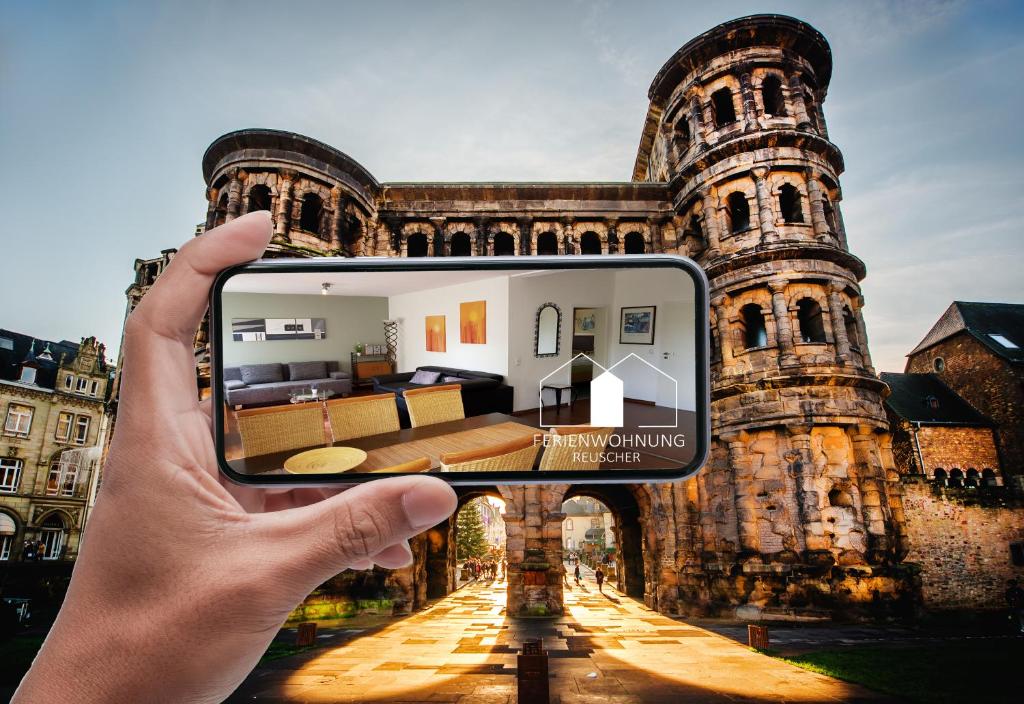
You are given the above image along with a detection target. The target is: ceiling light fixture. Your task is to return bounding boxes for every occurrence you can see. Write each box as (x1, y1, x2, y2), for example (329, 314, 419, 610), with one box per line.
(321, 282, 332, 296)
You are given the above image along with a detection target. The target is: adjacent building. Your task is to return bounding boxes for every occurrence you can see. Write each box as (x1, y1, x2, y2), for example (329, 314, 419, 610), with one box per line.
(0, 331, 110, 563)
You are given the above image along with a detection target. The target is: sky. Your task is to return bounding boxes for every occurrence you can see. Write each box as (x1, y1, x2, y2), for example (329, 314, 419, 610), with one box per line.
(2, 0, 1022, 373)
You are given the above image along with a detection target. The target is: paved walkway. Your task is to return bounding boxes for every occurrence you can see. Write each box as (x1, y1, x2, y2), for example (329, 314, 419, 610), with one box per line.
(229, 578, 890, 703)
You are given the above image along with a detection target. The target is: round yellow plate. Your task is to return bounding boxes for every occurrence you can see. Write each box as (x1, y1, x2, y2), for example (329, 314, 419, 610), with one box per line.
(283, 447, 368, 474)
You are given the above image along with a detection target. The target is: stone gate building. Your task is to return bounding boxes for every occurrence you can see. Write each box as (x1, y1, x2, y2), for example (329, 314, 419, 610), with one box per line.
(120, 15, 929, 617)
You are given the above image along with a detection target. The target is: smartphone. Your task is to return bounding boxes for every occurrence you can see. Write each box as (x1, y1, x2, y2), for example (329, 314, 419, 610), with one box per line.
(211, 255, 709, 486)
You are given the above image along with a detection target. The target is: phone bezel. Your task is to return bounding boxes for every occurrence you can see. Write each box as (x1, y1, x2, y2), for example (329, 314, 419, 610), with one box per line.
(211, 254, 710, 487)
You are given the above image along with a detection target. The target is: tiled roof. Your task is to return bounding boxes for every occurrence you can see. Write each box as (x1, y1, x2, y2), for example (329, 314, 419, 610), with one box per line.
(0, 329, 102, 392)
(909, 301, 1024, 363)
(880, 372, 991, 426)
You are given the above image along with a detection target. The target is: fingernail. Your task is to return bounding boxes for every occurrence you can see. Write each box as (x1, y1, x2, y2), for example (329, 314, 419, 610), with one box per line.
(401, 480, 456, 530)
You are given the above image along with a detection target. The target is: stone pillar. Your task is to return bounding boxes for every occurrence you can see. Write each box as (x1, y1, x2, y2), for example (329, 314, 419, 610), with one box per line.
(738, 69, 758, 131)
(827, 283, 852, 365)
(721, 431, 759, 557)
(701, 96, 716, 141)
(787, 74, 812, 130)
(711, 294, 734, 371)
(751, 167, 778, 243)
(768, 279, 797, 366)
(852, 296, 875, 374)
(275, 170, 294, 239)
(700, 190, 722, 258)
(429, 218, 445, 256)
(204, 187, 218, 230)
(804, 168, 832, 243)
(850, 425, 889, 563)
(606, 220, 618, 255)
(225, 170, 243, 222)
(690, 95, 708, 150)
(785, 425, 829, 556)
(473, 219, 486, 257)
(329, 187, 343, 251)
(517, 218, 531, 255)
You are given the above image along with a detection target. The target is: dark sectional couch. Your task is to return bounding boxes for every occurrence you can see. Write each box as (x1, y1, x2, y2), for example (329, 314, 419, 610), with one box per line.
(223, 360, 352, 407)
(371, 365, 513, 427)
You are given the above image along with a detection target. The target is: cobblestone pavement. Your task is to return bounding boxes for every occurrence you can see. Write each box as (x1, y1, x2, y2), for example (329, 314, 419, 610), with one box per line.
(229, 578, 891, 703)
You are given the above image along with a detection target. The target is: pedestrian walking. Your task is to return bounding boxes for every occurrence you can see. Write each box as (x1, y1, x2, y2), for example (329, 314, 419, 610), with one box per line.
(595, 567, 605, 594)
(574, 564, 581, 585)
(1006, 579, 1024, 634)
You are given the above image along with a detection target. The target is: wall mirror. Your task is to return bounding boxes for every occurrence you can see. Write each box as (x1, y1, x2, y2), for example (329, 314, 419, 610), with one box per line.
(534, 302, 561, 357)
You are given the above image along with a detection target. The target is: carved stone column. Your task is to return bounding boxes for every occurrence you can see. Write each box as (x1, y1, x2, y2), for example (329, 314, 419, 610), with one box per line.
(700, 190, 722, 258)
(204, 187, 218, 230)
(517, 218, 531, 255)
(850, 424, 889, 563)
(787, 74, 812, 130)
(738, 69, 758, 131)
(605, 220, 618, 255)
(329, 187, 343, 251)
(701, 97, 716, 142)
(804, 168, 831, 243)
(225, 170, 243, 222)
(275, 170, 294, 239)
(751, 167, 778, 242)
(827, 283, 852, 365)
(690, 95, 708, 150)
(430, 217, 446, 257)
(711, 294, 734, 372)
(785, 424, 829, 555)
(768, 279, 797, 366)
(473, 218, 486, 256)
(720, 431, 759, 556)
(852, 296, 875, 374)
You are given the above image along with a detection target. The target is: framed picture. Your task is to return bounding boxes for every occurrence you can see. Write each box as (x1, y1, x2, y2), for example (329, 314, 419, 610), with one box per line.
(574, 308, 597, 335)
(460, 300, 486, 344)
(231, 317, 326, 342)
(619, 306, 656, 345)
(425, 315, 446, 352)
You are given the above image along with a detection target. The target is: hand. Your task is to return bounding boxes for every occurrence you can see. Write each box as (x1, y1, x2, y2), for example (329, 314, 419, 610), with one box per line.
(13, 212, 457, 704)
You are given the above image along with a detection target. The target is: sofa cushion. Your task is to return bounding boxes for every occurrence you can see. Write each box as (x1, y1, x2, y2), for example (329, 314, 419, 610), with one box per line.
(224, 379, 246, 390)
(329, 371, 351, 380)
(410, 369, 441, 384)
(239, 363, 283, 385)
(289, 361, 328, 381)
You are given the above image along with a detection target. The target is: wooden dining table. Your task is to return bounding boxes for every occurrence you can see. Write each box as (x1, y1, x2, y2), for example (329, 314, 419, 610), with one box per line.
(228, 412, 547, 475)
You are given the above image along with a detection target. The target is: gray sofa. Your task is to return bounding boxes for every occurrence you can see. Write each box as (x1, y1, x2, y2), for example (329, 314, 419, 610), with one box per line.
(223, 361, 352, 407)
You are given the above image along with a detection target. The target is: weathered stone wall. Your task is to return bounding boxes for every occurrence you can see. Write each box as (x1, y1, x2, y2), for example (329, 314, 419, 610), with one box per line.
(906, 333, 1024, 476)
(901, 478, 1024, 609)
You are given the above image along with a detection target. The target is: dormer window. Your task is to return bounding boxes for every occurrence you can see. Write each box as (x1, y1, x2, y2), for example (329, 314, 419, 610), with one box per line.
(924, 395, 940, 410)
(19, 366, 37, 385)
(988, 333, 1019, 349)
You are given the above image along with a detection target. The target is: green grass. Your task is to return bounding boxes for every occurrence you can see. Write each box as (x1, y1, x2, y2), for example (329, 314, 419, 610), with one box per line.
(0, 636, 46, 685)
(778, 641, 1024, 703)
(258, 641, 317, 664)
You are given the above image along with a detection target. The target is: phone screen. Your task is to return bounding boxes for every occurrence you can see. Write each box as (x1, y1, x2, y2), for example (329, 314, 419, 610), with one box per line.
(212, 256, 708, 484)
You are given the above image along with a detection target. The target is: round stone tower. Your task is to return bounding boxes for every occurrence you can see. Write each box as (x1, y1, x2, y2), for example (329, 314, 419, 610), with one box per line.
(634, 15, 911, 611)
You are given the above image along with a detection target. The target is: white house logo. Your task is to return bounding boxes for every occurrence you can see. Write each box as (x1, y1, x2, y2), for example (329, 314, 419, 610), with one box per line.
(538, 352, 679, 429)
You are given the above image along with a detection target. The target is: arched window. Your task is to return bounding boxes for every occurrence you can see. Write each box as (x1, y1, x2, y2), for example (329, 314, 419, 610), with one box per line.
(299, 193, 323, 235)
(214, 193, 228, 228)
(982, 468, 997, 487)
(0, 512, 16, 561)
(493, 232, 515, 256)
(40, 513, 66, 561)
(965, 468, 979, 488)
(580, 231, 602, 255)
(623, 232, 645, 254)
(948, 468, 963, 487)
(536, 232, 558, 255)
(726, 192, 750, 233)
(823, 198, 838, 233)
(711, 88, 736, 128)
(247, 184, 272, 214)
(779, 184, 804, 223)
(933, 357, 945, 373)
(673, 116, 691, 150)
(449, 232, 472, 257)
(844, 307, 860, 352)
(761, 75, 786, 116)
(804, 90, 820, 131)
(740, 303, 768, 349)
(933, 468, 947, 485)
(407, 233, 428, 257)
(796, 298, 827, 343)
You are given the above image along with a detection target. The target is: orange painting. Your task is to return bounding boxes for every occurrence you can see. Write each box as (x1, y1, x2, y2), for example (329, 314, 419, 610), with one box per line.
(425, 315, 446, 352)
(460, 300, 486, 344)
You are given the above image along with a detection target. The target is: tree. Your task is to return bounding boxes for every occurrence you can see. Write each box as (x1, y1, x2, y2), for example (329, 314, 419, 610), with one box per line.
(456, 499, 489, 560)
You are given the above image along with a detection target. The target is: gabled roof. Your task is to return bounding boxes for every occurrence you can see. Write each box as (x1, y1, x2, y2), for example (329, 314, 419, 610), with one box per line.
(880, 372, 991, 426)
(908, 301, 1024, 363)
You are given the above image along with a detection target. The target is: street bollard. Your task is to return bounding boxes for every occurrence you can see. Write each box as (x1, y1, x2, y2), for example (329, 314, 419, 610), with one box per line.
(747, 624, 769, 650)
(296, 621, 318, 647)
(518, 637, 550, 703)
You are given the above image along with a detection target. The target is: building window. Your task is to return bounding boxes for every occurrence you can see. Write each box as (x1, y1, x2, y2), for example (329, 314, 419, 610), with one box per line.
(711, 87, 736, 127)
(623, 232, 645, 254)
(843, 307, 861, 352)
(778, 184, 804, 223)
(19, 366, 36, 384)
(982, 468, 997, 487)
(987, 333, 1019, 349)
(299, 193, 323, 235)
(965, 468, 979, 488)
(55, 411, 73, 442)
(90, 380, 99, 397)
(76, 377, 88, 394)
(247, 184, 272, 214)
(73, 416, 91, 446)
(39, 514, 65, 561)
(449, 232, 471, 257)
(47, 453, 79, 497)
(761, 75, 786, 116)
(0, 513, 15, 560)
(933, 357, 945, 373)
(64, 374, 74, 390)
(924, 395, 940, 410)
(536, 232, 558, 255)
(740, 303, 768, 349)
(933, 468, 947, 485)
(948, 468, 963, 488)
(673, 116, 691, 150)
(580, 232, 602, 255)
(796, 298, 827, 343)
(726, 192, 750, 233)
(4, 404, 33, 437)
(0, 459, 22, 493)
(402, 232, 427, 257)
(493, 232, 515, 256)
(590, 518, 601, 528)
(565, 519, 573, 531)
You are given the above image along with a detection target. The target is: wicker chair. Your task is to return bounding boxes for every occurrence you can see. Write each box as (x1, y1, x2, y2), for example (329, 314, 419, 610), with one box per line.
(235, 402, 327, 457)
(326, 392, 401, 442)
(403, 384, 465, 428)
(376, 456, 432, 473)
(439, 435, 541, 472)
(538, 426, 613, 471)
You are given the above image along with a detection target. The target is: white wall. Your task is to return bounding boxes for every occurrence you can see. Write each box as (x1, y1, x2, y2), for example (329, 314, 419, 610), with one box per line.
(221, 293, 389, 373)
(388, 275, 510, 375)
